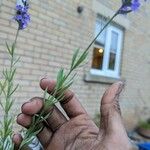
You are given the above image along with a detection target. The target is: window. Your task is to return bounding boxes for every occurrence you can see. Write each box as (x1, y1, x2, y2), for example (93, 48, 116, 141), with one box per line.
(91, 16, 124, 78)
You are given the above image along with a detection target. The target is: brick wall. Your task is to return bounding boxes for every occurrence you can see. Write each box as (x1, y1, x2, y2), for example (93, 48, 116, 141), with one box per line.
(0, 0, 150, 130)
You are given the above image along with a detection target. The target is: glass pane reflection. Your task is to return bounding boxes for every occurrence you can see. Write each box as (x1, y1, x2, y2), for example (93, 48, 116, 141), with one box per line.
(108, 52, 116, 70)
(108, 31, 118, 70)
(92, 47, 104, 70)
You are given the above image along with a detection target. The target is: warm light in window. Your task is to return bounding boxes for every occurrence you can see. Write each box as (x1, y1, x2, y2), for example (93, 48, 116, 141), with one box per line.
(92, 47, 104, 70)
(98, 48, 103, 53)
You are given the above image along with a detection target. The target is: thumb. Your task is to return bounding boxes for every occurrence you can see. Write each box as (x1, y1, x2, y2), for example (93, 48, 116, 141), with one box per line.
(100, 82, 127, 136)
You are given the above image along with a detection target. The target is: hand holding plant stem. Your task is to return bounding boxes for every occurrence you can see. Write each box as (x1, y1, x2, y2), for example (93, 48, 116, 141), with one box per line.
(0, 0, 147, 149)
(17, 1, 144, 149)
(18, 0, 148, 149)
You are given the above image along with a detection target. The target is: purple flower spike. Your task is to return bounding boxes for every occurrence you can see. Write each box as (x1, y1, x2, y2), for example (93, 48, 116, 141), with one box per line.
(119, 0, 141, 14)
(14, 0, 30, 30)
(131, 0, 141, 11)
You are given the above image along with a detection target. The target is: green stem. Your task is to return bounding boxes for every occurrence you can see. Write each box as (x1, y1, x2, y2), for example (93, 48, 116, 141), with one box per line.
(14, 27, 19, 47)
(65, 69, 73, 80)
(84, 10, 119, 52)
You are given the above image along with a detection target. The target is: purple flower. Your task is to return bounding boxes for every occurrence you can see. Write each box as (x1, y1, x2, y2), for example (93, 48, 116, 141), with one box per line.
(119, 0, 141, 14)
(14, 0, 30, 30)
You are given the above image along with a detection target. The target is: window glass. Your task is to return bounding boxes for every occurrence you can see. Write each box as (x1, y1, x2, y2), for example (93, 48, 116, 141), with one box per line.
(110, 31, 118, 53)
(108, 31, 119, 70)
(95, 20, 106, 45)
(92, 46, 104, 70)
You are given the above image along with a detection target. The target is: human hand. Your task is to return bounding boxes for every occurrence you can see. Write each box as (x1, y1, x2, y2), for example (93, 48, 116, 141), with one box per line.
(13, 78, 132, 150)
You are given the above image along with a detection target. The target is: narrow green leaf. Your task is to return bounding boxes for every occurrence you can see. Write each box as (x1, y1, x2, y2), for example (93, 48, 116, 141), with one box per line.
(19, 136, 35, 149)
(56, 68, 65, 90)
(43, 88, 48, 103)
(8, 84, 19, 97)
(6, 42, 12, 56)
(0, 81, 7, 96)
(44, 95, 55, 110)
(13, 56, 20, 66)
(71, 48, 80, 69)
(3, 69, 8, 80)
(11, 43, 15, 57)
(6, 100, 14, 112)
(72, 51, 88, 70)
(9, 68, 16, 81)
(33, 126, 43, 136)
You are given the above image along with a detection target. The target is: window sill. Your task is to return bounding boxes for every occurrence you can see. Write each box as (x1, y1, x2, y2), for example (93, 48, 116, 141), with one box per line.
(84, 73, 123, 84)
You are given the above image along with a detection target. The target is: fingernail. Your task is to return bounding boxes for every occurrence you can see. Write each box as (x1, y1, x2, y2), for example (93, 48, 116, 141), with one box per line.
(13, 133, 20, 139)
(12, 134, 17, 142)
(119, 81, 125, 89)
(17, 113, 22, 118)
(21, 101, 30, 111)
(40, 77, 47, 82)
(16, 113, 22, 124)
(116, 81, 125, 97)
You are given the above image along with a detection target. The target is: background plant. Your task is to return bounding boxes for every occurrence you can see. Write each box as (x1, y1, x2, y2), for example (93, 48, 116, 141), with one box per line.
(138, 119, 150, 130)
(0, 0, 30, 149)
(0, 39, 19, 150)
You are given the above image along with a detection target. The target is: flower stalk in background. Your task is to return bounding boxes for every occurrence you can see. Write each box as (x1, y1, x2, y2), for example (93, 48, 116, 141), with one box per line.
(0, 42, 18, 150)
(0, 30, 19, 150)
(0, 0, 30, 149)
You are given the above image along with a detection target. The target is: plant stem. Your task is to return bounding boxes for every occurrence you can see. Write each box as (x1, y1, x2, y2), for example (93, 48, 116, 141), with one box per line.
(14, 28, 19, 47)
(84, 10, 120, 52)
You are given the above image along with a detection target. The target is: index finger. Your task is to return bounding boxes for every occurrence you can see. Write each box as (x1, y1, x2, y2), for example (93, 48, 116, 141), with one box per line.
(40, 78, 88, 118)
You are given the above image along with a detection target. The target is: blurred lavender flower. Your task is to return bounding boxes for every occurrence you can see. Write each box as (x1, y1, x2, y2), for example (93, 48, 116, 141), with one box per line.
(130, 0, 141, 10)
(119, 0, 140, 14)
(119, 0, 147, 14)
(14, 0, 30, 30)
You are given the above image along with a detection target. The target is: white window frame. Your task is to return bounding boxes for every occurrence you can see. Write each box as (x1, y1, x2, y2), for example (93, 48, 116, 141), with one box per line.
(90, 24, 123, 78)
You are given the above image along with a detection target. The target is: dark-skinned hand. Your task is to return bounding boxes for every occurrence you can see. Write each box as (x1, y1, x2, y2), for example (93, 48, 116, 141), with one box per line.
(13, 78, 133, 150)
